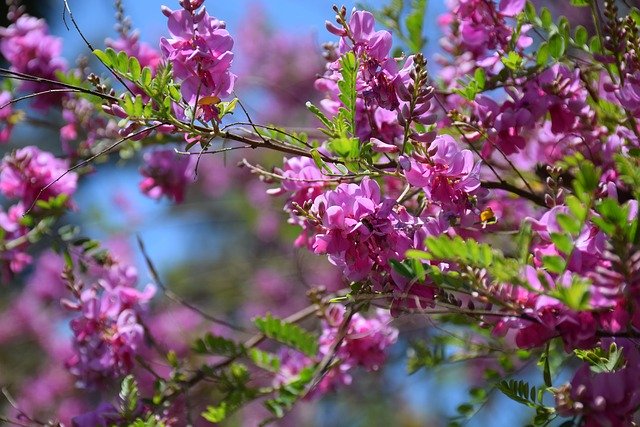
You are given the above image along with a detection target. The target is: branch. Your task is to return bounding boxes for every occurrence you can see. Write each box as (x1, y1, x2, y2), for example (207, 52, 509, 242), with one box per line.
(136, 235, 246, 333)
(481, 180, 546, 207)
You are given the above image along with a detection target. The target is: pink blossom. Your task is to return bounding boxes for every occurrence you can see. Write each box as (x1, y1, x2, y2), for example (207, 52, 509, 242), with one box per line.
(139, 149, 196, 203)
(0, 146, 77, 207)
(0, 15, 67, 109)
(310, 178, 412, 283)
(160, 4, 236, 109)
(403, 135, 483, 215)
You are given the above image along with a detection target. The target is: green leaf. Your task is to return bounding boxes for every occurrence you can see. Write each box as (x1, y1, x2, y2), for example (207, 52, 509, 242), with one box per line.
(329, 137, 359, 159)
(474, 68, 486, 90)
(501, 51, 523, 71)
(550, 232, 573, 255)
(548, 33, 566, 59)
(536, 42, 549, 65)
(574, 25, 588, 46)
(540, 7, 553, 29)
(264, 367, 314, 420)
(93, 49, 111, 66)
(141, 67, 153, 87)
(248, 348, 281, 372)
(389, 259, 415, 279)
(193, 333, 245, 357)
(119, 375, 139, 417)
(405, 0, 427, 52)
(542, 255, 566, 274)
(306, 101, 333, 130)
(337, 51, 358, 136)
(254, 314, 318, 357)
(570, 0, 590, 6)
(116, 50, 130, 74)
(128, 56, 141, 81)
(202, 403, 228, 423)
(556, 213, 582, 235)
(589, 35, 601, 54)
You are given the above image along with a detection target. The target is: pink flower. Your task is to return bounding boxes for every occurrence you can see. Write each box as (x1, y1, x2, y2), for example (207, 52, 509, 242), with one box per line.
(0, 91, 16, 143)
(160, 4, 236, 107)
(63, 262, 155, 388)
(558, 340, 640, 426)
(0, 15, 67, 109)
(0, 146, 77, 207)
(403, 135, 482, 215)
(139, 149, 196, 203)
(310, 178, 412, 283)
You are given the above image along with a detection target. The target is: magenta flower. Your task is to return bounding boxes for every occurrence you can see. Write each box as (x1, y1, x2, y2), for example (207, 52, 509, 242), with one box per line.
(338, 11, 392, 61)
(0, 15, 67, 109)
(0, 203, 32, 278)
(160, 4, 236, 107)
(63, 263, 155, 388)
(320, 305, 398, 372)
(310, 178, 412, 283)
(558, 340, 640, 426)
(0, 146, 77, 207)
(0, 91, 16, 143)
(403, 135, 482, 215)
(139, 149, 196, 203)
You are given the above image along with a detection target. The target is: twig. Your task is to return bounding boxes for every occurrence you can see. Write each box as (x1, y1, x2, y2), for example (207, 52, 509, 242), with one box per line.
(136, 235, 246, 332)
(61, 0, 136, 97)
(481, 180, 546, 207)
(24, 123, 162, 215)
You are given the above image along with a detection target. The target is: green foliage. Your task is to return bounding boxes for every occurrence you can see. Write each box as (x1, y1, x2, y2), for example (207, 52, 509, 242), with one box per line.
(337, 51, 358, 137)
(264, 366, 315, 421)
(548, 274, 591, 311)
(248, 348, 281, 372)
(406, 340, 445, 374)
(574, 342, 625, 373)
(502, 51, 523, 70)
(413, 235, 495, 268)
(254, 314, 318, 357)
(548, 33, 566, 59)
(192, 333, 245, 358)
(496, 379, 554, 420)
(201, 363, 257, 424)
(455, 68, 486, 101)
(119, 375, 140, 420)
(570, 0, 590, 6)
(405, 0, 427, 52)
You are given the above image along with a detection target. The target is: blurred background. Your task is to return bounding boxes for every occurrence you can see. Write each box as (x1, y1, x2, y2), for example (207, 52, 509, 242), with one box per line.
(0, 0, 591, 425)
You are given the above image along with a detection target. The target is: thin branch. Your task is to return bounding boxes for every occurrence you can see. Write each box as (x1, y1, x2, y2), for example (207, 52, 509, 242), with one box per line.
(61, 0, 136, 97)
(481, 180, 546, 207)
(136, 235, 247, 332)
(0, 67, 119, 102)
(25, 123, 162, 215)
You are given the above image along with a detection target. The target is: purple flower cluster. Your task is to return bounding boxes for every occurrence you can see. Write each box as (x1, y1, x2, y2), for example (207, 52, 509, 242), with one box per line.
(139, 149, 197, 203)
(63, 261, 155, 388)
(275, 305, 397, 396)
(403, 135, 483, 218)
(557, 340, 640, 426)
(0, 15, 67, 109)
(160, 3, 236, 114)
(320, 305, 398, 373)
(318, 11, 410, 145)
(0, 146, 77, 207)
(309, 178, 413, 284)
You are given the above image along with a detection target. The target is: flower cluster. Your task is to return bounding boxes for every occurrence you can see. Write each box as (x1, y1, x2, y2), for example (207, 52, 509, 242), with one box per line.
(62, 261, 155, 388)
(309, 178, 413, 284)
(139, 149, 197, 203)
(160, 2, 236, 118)
(0, 15, 67, 109)
(0, 146, 77, 207)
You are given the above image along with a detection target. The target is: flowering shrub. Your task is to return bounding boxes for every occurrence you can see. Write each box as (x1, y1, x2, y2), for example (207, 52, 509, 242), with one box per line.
(1, 0, 640, 425)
